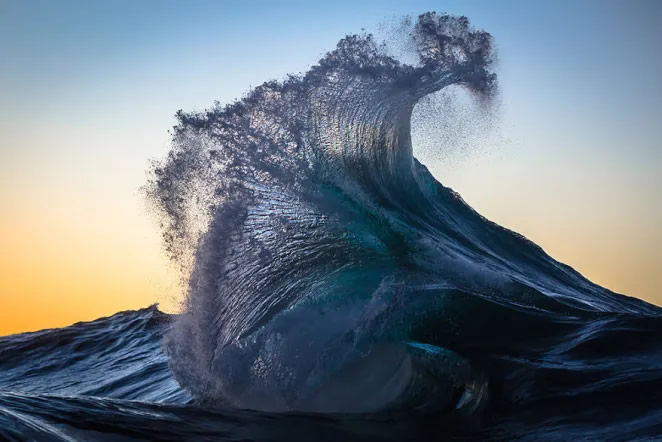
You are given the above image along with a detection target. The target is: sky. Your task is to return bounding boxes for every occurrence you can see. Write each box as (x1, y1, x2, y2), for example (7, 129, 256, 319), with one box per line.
(1, 0, 660, 335)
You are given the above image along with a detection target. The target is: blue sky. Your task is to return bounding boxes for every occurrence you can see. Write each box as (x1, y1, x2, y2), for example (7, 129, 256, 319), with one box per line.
(1, 0, 660, 332)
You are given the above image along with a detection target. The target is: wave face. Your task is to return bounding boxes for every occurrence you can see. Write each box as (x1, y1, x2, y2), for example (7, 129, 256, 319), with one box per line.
(2, 12, 662, 441)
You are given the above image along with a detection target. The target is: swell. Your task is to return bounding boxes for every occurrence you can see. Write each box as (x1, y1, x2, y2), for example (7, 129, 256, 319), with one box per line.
(145, 11, 661, 415)
(0, 306, 188, 404)
(0, 11, 660, 441)
(2, 305, 661, 441)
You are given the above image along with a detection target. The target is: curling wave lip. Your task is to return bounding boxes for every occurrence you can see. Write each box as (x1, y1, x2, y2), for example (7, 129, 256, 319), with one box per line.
(145, 12, 659, 417)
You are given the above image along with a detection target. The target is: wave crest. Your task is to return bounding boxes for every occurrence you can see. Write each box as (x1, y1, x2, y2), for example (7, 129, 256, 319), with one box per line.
(146, 12, 656, 414)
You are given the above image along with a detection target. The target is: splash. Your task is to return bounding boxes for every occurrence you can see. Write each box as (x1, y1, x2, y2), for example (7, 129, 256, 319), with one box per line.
(146, 12, 657, 415)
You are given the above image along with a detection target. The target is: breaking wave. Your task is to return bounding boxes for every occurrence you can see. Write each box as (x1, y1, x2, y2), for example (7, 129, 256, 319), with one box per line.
(145, 11, 660, 417)
(2, 12, 661, 441)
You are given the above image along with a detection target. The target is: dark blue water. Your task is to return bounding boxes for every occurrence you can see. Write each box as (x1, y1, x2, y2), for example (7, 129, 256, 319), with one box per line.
(2, 305, 661, 440)
(2, 12, 661, 441)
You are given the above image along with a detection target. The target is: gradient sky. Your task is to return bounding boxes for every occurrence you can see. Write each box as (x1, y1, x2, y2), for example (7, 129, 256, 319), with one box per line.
(1, 0, 660, 335)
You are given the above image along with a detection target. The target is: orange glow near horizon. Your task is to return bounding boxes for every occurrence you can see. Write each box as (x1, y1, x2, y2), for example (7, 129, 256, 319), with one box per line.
(1, 1, 660, 336)
(0, 187, 181, 336)
(1, 159, 660, 336)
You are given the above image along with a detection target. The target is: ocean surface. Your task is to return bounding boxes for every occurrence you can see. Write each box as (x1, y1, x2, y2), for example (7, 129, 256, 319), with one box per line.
(2, 13, 662, 441)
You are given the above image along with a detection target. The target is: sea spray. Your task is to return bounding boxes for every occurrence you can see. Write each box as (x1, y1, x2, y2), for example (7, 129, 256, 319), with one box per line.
(1, 11, 661, 441)
(145, 11, 659, 417)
